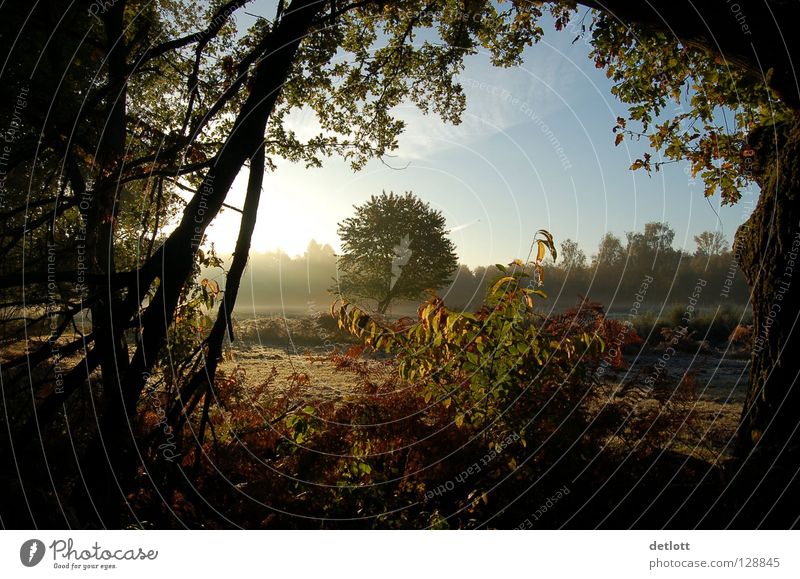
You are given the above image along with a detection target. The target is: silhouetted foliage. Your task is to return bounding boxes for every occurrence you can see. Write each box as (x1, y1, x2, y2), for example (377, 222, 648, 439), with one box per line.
(335, 192, 458, 313)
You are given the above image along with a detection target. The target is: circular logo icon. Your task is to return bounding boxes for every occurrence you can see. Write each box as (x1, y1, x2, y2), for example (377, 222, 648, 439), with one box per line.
(20, 539, 46, 567)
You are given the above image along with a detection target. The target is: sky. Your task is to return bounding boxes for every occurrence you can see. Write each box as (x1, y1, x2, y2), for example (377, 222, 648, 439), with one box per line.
(204, 6, 756, 268)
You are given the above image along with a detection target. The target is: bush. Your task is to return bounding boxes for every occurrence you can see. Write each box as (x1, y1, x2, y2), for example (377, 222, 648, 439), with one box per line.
(632, 304, 752, 348)
(130, 244, 712, 528)
(232, 313, 356, 347)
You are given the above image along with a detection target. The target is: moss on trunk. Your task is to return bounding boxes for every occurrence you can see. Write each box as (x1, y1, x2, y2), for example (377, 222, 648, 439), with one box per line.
(736, 115, 800, 463)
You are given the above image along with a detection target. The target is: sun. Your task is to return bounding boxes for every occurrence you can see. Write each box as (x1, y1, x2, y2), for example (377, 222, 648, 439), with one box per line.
(204, 166, 341, 258)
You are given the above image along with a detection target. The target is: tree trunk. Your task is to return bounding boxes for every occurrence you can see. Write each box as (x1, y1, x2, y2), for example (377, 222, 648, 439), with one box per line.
(168, 144, 266, 440)
(77, 0, 133, 525)
(90, 0, 131, 401)
(735, 116, 800, 466)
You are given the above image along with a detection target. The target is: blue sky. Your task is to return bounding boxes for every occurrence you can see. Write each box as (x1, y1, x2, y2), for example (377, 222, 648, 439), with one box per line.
(206, 7, 756, 268)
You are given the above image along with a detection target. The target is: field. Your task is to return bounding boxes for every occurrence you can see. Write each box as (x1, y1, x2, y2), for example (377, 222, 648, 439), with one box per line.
(223, 314, 750, 463)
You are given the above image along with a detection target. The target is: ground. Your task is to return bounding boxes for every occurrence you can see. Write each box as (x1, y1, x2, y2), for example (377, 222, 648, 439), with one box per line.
(223, 315, 749, 463)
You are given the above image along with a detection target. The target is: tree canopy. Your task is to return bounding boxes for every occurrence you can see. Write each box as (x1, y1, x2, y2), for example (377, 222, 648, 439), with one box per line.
(694, 230, 728, 257)
(336, 191, 458, 313)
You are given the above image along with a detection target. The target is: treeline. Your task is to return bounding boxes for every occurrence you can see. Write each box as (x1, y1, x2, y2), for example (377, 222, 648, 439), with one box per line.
(223, 240, 339, 313)
(225, 223, 749, 314)
(448, 224, 750, 313)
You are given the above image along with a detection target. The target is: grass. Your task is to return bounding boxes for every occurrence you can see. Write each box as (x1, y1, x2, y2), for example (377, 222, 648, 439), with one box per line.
(631, 304, 752, 346)
(232, 313, 356, 348)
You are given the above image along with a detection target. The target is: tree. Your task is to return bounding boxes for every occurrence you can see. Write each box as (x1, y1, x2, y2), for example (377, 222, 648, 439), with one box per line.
(579, 2, 800, 465)
(593, 232, 625, 268)
(305, 239, 336, 262)
(0, 0, 240, 524)
(694, 230, 728, 257)
(641, 222, 675, 252)
(625, 222, 677, 271)
(559, 239, 587, 270)
(336, 192, 458, 313)
(4, 0, 564, 526)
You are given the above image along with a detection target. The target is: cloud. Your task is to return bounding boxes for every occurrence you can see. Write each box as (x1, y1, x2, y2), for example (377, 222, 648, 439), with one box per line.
(391, 47, 579, 160)
(275, 43, 582, 164)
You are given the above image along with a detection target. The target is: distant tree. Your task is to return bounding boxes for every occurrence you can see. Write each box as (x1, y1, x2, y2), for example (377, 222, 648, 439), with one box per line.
(304, 239, 336, 261)
(335, 192, 458, 313)
(559, 239, 587, 270)
(694, 230, 728, 257)
(442, 264, 483, 310)
(627, 222, 675, 253)
(593, 232, 625, 267)
(625, 222, 678, 274)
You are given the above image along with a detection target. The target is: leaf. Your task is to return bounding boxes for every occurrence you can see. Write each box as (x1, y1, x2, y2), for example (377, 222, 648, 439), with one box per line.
(490, 276, 517, 295)
(615, 133, 624, 146)
(536, 229, 557, 261)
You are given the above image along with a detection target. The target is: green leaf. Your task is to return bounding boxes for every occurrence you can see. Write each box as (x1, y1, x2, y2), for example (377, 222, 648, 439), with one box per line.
(490, 276, 517, 295)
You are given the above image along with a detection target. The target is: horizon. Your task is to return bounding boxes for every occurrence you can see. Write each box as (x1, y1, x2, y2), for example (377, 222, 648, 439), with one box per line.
(214, 226, 736, 271)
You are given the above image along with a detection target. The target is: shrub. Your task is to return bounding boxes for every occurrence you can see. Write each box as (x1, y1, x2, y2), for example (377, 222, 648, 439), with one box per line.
(729, 324, 752, 344)
(132, 236, 711, 528)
